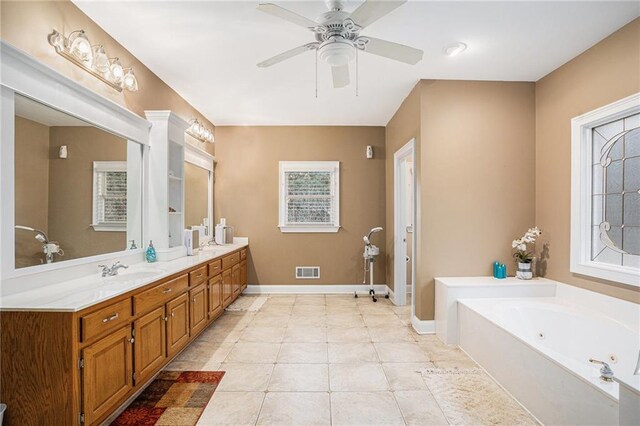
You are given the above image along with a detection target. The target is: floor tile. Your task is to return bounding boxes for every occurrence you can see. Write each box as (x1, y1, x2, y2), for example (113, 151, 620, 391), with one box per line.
(238, 326, 287, 343)
(277, 343, 328, 363)
(294, 295, 326, 305)
(199, 324, 245, 343)
(328, 342, 379, 363)
(257, 392, 330, 426)
(288, 315, 327, 328)
(225, 342, 281, 363)
(283, 326, 328, 343)
(327, 326, 371, 343)
(216, 363, 274, 391)
(268, 363, 329, 391)
(382, 363, 432, 390)
(423, 371, 538, 425)
(363, 314, 405, 327)
(375, 342, 430, 363)
(251, 313, 291, 328)
(368, 326, 416, 342)
(330, 391, 405, 426)
(197, 391, 265, 425)
(176, 341, 234, 363)
(326, 314, 365, 327)
(165, 359, 221, 372)
(394, 390, 449, 426)
(292, 304, 327, 316)
(329, 363, 389, 391)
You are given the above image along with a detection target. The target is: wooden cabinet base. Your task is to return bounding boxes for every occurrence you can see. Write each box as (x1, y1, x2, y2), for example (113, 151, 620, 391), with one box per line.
(0, 246, 248, 426)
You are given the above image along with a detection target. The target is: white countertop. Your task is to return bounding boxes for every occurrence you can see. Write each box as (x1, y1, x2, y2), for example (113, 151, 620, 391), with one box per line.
(435, 276, 556, 287)
(0, 242, 248, 312)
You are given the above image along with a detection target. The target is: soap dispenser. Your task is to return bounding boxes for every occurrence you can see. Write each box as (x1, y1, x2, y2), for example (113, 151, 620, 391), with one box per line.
(145, 240, 157, 263)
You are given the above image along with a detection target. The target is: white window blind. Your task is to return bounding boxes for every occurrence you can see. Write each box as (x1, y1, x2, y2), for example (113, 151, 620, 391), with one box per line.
(279, 161, 340, 233)
(92, 161, 127, 232)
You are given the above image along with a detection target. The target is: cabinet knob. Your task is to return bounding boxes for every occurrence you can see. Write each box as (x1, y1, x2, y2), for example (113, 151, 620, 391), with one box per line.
(171, 312, 175, 317)
(163, 316, 168, 322)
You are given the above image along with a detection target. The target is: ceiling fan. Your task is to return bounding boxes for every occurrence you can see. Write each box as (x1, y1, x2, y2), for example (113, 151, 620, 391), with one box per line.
(256, 0, 423, 88)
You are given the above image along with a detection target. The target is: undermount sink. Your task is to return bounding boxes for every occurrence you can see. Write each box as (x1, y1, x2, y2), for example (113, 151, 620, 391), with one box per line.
(107, 267, 164, 282)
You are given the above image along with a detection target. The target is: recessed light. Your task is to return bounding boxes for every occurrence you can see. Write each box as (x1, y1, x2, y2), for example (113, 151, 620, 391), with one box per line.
(444, 42, 467, 57)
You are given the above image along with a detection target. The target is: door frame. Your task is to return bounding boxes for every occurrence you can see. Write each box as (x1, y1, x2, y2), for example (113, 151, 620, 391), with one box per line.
(393, 139, 416, 310)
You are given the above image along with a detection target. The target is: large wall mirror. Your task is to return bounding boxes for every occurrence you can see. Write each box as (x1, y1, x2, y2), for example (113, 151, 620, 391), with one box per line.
(184, 143, 214, 240)
(13, 94, 143, 268)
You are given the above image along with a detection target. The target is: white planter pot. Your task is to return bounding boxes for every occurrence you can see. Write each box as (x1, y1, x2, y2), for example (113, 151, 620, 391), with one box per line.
(516, 262, 533, 280)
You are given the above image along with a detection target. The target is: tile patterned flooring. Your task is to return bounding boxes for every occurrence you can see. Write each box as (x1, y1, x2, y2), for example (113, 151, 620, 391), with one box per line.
(164, 295, 538, 425)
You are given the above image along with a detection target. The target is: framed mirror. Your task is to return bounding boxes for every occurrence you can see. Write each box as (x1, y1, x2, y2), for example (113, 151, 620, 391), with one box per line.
(13, 95, 143, 268)
(184, 143, 214, 241)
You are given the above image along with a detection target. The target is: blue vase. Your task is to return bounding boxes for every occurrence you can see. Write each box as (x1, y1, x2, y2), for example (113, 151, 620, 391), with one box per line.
(145, 240, 157, 263)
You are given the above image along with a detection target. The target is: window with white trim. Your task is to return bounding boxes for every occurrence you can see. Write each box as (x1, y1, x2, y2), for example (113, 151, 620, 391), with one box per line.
(571, 93, 640, 286)
(92, 161, 127, 232)
(279, 161, 340, 233)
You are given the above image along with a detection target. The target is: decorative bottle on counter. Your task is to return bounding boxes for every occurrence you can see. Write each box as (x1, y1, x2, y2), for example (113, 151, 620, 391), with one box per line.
(145, 240, 157, 263)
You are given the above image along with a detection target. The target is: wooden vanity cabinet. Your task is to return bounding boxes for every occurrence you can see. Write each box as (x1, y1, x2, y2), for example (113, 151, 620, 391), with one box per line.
(208, 274, 223, 319)
(82, 326, 133, 426)
(133, 306, 166, 384)
(190, 284, 208, 336)
(166, 293, 190, 357)
(0, 246, 248, 426)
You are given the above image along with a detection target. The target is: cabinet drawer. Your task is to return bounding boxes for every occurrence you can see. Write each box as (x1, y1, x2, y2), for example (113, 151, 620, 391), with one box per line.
(133, 274, 188, 314)
(208, 259, 222, 277)
(81, 298, 132, 342)
(189, 266, 208, 286)
(240, 249, 247, 260)
(222, 252, 240, 270)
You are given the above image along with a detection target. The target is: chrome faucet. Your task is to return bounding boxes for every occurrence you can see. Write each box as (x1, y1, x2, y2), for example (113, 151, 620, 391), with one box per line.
(99, 261, 129, 277)
(589, 358, 614, 382)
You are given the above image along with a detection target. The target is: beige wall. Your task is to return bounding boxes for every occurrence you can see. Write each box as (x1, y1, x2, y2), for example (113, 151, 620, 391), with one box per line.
(386, 81, 536, 320)
(385, 83, 422, 293)
(535, 18, 640, 303)
(185, 162, 210, 228)
(14, 117, 51, 268)
(215, 126, 386, 286)
(0, 0, 214, 156)
(48, 126, 127, 260)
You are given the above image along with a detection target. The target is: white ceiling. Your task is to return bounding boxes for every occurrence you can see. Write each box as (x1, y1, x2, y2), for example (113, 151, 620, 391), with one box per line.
(74, 1, 639, 126)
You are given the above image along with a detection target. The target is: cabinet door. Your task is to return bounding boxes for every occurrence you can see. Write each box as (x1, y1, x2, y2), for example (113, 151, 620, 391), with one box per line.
(240, 260, 248, 291)
(222, 268, 233, 307)
(190, 284, 207, 336)
(232, 264, 241, 297)
(208, 274, 223, 319)
(166, 293, 190, 357)
(134, 306, 166, 384)
(82, 326, 133, 426)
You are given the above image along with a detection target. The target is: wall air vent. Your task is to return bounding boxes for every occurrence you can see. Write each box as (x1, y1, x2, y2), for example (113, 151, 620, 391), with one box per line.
(296, 266, 320, 279)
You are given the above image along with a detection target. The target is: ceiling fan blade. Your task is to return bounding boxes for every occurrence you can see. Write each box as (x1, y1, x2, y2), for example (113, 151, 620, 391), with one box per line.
(257, 44, 316, 68)
(257, 3, 317, 29)
(361, 36, 423, 65)
(349, 0, 407, 28)
(332, 64, 350, 88)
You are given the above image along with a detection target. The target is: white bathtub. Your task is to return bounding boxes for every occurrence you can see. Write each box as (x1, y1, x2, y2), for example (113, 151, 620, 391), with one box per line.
(458, 284, 639, 426)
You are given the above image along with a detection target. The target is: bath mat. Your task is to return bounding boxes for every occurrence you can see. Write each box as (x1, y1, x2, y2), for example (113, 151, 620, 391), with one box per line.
(225, 296, 267, 312)
(110, 370, 224, 426)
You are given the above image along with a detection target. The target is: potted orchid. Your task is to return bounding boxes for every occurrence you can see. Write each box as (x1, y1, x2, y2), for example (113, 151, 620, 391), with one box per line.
(512, 227, 542, 280)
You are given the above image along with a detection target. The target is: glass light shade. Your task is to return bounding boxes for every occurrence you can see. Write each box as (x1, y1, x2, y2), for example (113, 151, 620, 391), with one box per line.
(122, 68, 138, 91)
(203, 129, 211, 140)
(92, 45, 110, 73)
(48, 31, 65, 50)
(109, 58, 124, 83)
(68, 31, 92, 62)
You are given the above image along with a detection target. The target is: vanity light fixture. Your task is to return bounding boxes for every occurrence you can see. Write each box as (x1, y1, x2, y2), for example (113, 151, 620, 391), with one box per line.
(444, 42, 467, 57)
(48, 29, 139, 92)
(186, 118, 214, 144)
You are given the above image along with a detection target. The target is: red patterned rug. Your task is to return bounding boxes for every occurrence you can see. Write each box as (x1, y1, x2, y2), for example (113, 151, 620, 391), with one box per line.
(111, 371, 224, 426)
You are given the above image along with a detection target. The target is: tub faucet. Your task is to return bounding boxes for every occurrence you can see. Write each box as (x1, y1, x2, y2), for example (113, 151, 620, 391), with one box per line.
(99, 261, 128, 277)
(589, 358, 614, 382)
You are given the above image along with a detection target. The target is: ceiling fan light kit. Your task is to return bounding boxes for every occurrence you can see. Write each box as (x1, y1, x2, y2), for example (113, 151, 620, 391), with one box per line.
(256, 0, 423, 92)
(444, 42, 467, 57)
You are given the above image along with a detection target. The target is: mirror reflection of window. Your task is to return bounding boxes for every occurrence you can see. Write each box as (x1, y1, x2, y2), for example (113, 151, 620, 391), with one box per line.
(184, 161, 210, 231)
(13, 95, 142, 268)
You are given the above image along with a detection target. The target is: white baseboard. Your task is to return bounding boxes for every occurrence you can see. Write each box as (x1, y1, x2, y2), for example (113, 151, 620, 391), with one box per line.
(411, 315, 435, 334)
(244, 284, 391, 295)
